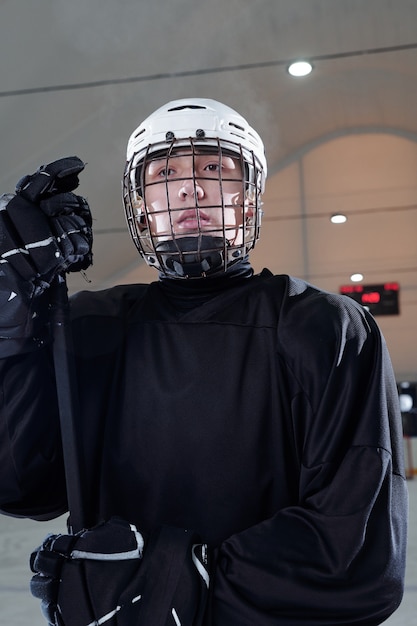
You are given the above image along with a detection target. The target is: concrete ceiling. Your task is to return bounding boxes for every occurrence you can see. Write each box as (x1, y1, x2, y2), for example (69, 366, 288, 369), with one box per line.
(1, 0, 417, 379)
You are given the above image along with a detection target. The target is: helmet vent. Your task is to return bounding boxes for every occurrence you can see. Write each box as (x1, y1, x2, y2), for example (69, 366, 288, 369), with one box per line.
(133, 127, 146, 140)
(228, 121, 245, 132)
(168, 104, 206, 112)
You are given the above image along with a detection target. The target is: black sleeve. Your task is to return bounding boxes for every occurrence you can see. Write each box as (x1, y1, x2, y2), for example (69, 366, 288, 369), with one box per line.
(0, 284, 142, 522)
(0, 346, 67, 520)
(212, 294, 408, 625)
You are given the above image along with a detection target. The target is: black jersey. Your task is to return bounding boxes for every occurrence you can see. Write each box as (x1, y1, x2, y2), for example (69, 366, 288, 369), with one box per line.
(0, 269, 408, 624)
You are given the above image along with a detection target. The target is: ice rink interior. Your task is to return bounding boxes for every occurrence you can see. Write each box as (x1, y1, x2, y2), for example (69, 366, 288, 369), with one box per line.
(1, 1, 417, 623)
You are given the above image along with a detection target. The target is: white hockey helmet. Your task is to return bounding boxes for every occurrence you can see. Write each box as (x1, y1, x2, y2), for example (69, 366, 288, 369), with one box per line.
(122, 98, 267, 278)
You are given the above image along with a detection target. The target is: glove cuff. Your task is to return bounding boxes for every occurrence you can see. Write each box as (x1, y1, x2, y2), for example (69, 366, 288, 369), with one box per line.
(0, 276, 52, 357)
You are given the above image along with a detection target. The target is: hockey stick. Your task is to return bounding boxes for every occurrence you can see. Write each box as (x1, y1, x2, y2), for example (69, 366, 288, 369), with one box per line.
(50, 274, 87, 533)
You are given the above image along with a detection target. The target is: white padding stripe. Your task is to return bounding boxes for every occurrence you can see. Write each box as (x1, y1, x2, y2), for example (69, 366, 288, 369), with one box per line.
(86, 605, 121, 626)
(192, 544, 210, 589)
(2, 247, 29, 258)
(172, 608, 181, 626)
(25, 237, 55, 249)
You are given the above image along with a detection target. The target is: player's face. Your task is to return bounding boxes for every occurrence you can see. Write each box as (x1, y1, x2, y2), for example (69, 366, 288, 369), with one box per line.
(142, 151, 250, 243)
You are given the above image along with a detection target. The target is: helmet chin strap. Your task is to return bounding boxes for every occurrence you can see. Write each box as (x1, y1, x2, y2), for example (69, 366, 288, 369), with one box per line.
(155, 236, 226, 278)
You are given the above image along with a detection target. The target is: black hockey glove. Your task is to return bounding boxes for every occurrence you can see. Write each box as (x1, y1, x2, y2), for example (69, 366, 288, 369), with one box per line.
(30, 518, 211, 626)
(0, 157, 92, 355)
(1, 156, 92, 284)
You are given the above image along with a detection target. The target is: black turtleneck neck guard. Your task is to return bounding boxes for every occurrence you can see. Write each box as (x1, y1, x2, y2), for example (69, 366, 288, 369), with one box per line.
(157, 258, 254, 313)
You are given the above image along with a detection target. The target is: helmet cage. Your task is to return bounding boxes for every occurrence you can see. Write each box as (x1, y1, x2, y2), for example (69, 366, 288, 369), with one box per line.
(122, 99, 266, 278)
(123, 137, 263, 278)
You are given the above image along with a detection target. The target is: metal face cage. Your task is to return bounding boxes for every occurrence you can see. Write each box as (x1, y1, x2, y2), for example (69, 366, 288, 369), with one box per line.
(123, 136, 264, 279)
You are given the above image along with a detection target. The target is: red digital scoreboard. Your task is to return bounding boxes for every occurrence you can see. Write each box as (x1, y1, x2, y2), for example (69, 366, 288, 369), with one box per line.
(339, 282, 400, 316)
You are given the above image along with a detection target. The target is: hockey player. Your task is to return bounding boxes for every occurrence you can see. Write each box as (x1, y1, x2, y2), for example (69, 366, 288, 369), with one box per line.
(0, 99, 408, 625)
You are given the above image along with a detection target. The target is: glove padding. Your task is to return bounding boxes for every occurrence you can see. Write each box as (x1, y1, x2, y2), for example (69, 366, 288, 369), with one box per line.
(30, 518, 211, 626)
(0, 257, 53, 356)
(16, 156, 86, 202)
(0, 156, 93, 288)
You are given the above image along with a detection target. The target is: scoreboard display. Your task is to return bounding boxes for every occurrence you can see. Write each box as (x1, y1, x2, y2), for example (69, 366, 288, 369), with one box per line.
(339, 282, 400, 316)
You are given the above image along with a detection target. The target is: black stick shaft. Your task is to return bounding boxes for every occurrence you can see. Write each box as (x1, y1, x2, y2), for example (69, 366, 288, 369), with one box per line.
(51, 275, 86, 533)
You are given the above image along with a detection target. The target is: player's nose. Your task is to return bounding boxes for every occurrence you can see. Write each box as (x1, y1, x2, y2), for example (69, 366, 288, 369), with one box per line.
(178, 178, 205, 199)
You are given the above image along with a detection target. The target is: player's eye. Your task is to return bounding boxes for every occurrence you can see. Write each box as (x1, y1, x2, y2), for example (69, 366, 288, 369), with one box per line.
(204, 163, 221, 172)
(157, 166, 176, 178)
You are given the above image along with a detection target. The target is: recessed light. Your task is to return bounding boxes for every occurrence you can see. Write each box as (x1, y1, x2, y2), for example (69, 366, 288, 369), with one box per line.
(330, 213, 347, 224)
(350, 273, 364, 282)
(287, 61, 313, 77)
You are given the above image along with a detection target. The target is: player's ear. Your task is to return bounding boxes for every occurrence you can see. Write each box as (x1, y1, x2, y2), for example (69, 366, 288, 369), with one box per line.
(133, 196, 147, 230)
(245, 189, 255, 218)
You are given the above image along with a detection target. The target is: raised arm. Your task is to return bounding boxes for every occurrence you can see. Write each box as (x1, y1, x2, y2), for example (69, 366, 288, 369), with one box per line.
(0, 157, 92, 519)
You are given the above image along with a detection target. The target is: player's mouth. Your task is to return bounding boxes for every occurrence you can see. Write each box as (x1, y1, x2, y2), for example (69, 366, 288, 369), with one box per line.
(176, 209, 211, 230)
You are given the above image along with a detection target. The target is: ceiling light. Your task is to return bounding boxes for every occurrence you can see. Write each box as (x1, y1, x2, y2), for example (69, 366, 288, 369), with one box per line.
(399, 394, 413, 412)
(287, 61, 313, 77)
(330, 213, 347, 224)
(350, 273, 364, 282)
